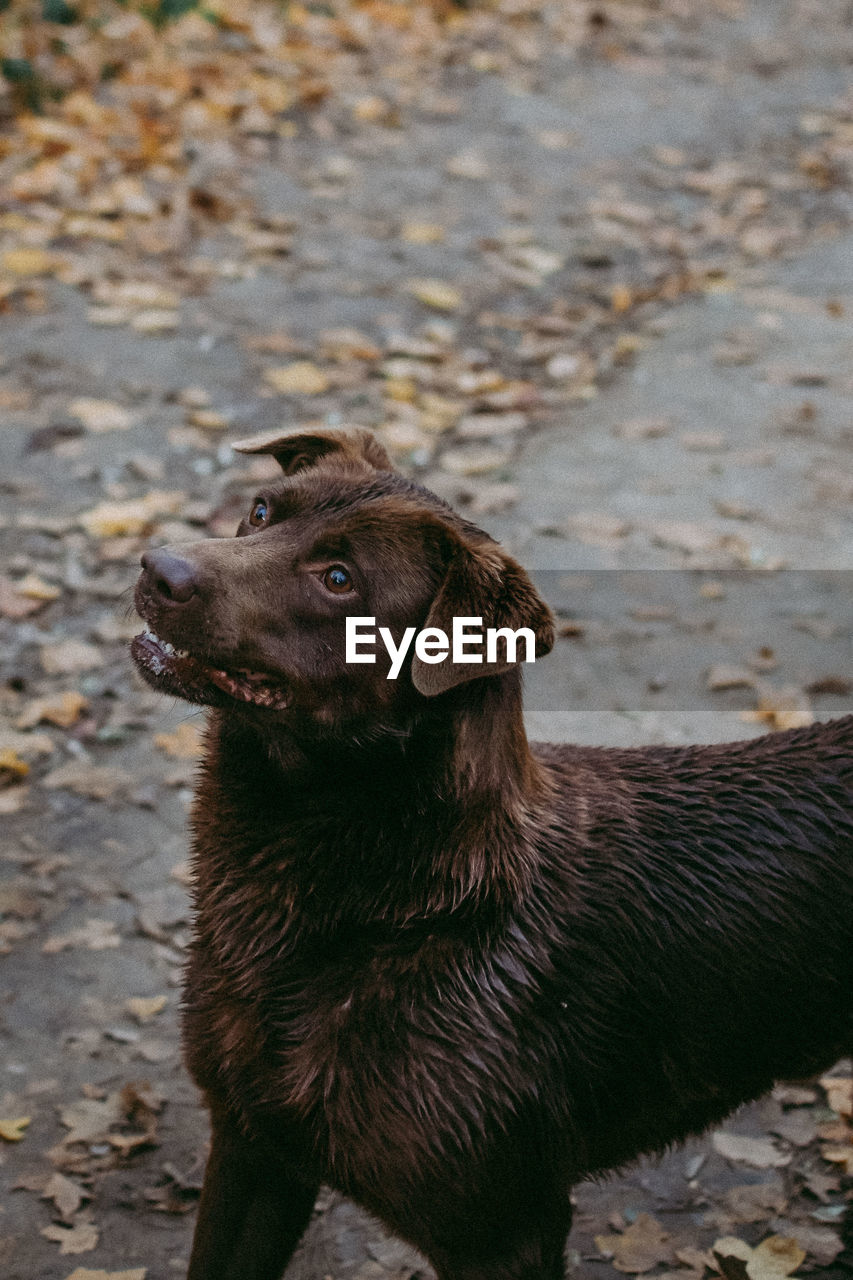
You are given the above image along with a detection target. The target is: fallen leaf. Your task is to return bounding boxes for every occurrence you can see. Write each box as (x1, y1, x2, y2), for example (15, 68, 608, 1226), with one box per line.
(820, 1075, 853, 1117)
(125, 996, 167, 1024)
(595, 1214, 675, 1273)
(42, 1172, 88, 1220)
(706, 665, 755, 691)
(57, 1093, 123, 1146)
(566, 512, 631, 546)
(153, 723, 203, 759)
(263, 362, 330, 394)
(401, 221, 445, 244)
(130, 308, 180, 333)
(39, 639, 102, 676)
(741, 684, 814, 732)
(42, 1220, 99, 1255)
(79, 491, 184, 539)
(64, 1269, 146, 1280)
(712, 1235, 805, 1280)
(41, 763, 132, 801)
(723, 1182, 787, 1223)
(69, 398, 133, 432)
(0, 1115, 31, 1141)
(14, 572, 62, 601)
(445, 150, 490, 180)
(712, 1131, 791, 1169)
(406, 278, 463, 312)
(615, 416, 671, 440)
(775, 1224, 844, 1266)
(0, 574, 49, 618)
(64, 1271, 146, 1280)
(16, 691, 88, 730)
(43, 919, 121, 954)
(0, 748, 30, 782)
(438, 445, 512, 476)
(2, 247, 58, 276)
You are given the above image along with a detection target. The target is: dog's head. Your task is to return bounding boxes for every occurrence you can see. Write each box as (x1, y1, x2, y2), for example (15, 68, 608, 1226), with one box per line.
(132, 427, 553, 737)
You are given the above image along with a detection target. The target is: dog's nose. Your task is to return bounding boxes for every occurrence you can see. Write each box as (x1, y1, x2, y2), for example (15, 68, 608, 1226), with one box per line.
(141, 548, 199, 605)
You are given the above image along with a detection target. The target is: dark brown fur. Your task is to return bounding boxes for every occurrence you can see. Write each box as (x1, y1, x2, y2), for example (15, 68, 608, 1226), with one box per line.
(132, 428, 853, 1280)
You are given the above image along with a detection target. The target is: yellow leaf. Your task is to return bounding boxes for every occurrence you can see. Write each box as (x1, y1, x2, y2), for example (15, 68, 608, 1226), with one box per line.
(401, 221, 446, 244)
(0, 749, 30, 780)
(263, 362, 330, 394)
(0, 1115, 31, 1141)
(406, 278, 462, 312)
(125, 995, 167, 1024)
(16, 691, 88, 731)
(2, 248, 57, 276)
(153, 722, 203, 759)
(14, 572, 61, 601)
(79, 491, 183, 539)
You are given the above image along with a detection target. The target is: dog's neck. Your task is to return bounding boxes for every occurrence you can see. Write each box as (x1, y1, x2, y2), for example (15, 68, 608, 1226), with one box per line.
(196, 672, 547, 925)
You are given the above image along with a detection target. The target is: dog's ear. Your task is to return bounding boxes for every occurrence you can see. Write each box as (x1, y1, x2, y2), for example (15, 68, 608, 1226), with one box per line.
(231, 426, 393, 476)
(411, 536, 554, 697)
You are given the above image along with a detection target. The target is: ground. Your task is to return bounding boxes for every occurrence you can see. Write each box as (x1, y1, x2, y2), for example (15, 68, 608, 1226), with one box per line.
(0, 2, 851, 1278)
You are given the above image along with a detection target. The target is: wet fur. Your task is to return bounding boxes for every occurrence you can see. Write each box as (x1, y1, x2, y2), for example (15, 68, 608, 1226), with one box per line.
(134, 431, 853, 1280)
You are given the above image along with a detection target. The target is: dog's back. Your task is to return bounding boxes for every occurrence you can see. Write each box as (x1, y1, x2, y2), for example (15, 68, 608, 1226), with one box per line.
(528, 716, 853, 1176)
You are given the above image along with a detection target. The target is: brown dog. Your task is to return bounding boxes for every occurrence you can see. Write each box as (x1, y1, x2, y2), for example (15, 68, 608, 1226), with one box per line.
(133, 427, 853, 1280)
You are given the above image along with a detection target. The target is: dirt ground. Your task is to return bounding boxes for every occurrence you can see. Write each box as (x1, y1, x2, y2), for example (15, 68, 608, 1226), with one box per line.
(0, 2, 851, 1278)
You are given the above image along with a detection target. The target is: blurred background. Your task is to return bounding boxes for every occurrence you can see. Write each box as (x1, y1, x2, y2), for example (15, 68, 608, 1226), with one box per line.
(0, 2, 851, 1277)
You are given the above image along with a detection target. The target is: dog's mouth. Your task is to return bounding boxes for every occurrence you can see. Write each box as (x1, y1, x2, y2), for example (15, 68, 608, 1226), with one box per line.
(131, 626, 290, 710)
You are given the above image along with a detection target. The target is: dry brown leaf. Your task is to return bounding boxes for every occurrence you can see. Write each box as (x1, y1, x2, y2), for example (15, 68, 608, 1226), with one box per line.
(42, 1172, 88, 1221)
(41, 763, 132, 801)
(712, 1132, 791, 1169)
(401, 221, 446, 244)
(712, 1236, 805, 1280)
(43, 918, 121, 954)
(14, 572, 61, 601)
(820, 1142, 853, 1174)
(0, 748, 30, 782)
(0, 574, 50, 619)
(723, 1182, 787, 1224)
(69, 398, 133, 433)
(406, 279, 463, 312)
(438, 445, 512, 476)
(595, 1214, 674, 1273)
(79, 491, 184, 539)
(153, 722, 203, 759)
(42, 1220, 99, 1256)
(706, 665, 755, 692)
(263, 362, 330, 395)
(2, 247, 59, 276)
(566, 512, 631, 546)
(125, 996, 167, 1024)
(820, 1075, 853, 1117)
(57, 1093, 123, 1147)
(16, 691, 88, 730)
(65, 1270, 146, 1280)
(646, 520, 720, 555)
(39, 639, 102, 676)
(741, 684, 814, 732)
(0, 1115, 31, 1141)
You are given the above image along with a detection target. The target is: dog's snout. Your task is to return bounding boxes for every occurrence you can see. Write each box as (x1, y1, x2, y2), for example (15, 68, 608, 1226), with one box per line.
(141, 548, 199, 605)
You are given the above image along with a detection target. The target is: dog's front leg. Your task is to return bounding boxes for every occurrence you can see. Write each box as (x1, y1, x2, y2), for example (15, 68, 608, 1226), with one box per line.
(187, 1107, 319, 1280)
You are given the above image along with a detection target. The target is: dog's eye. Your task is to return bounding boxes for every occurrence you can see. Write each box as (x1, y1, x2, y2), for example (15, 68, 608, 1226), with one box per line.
(248, 500, 269, 528)
(322, 565, 353, 594)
